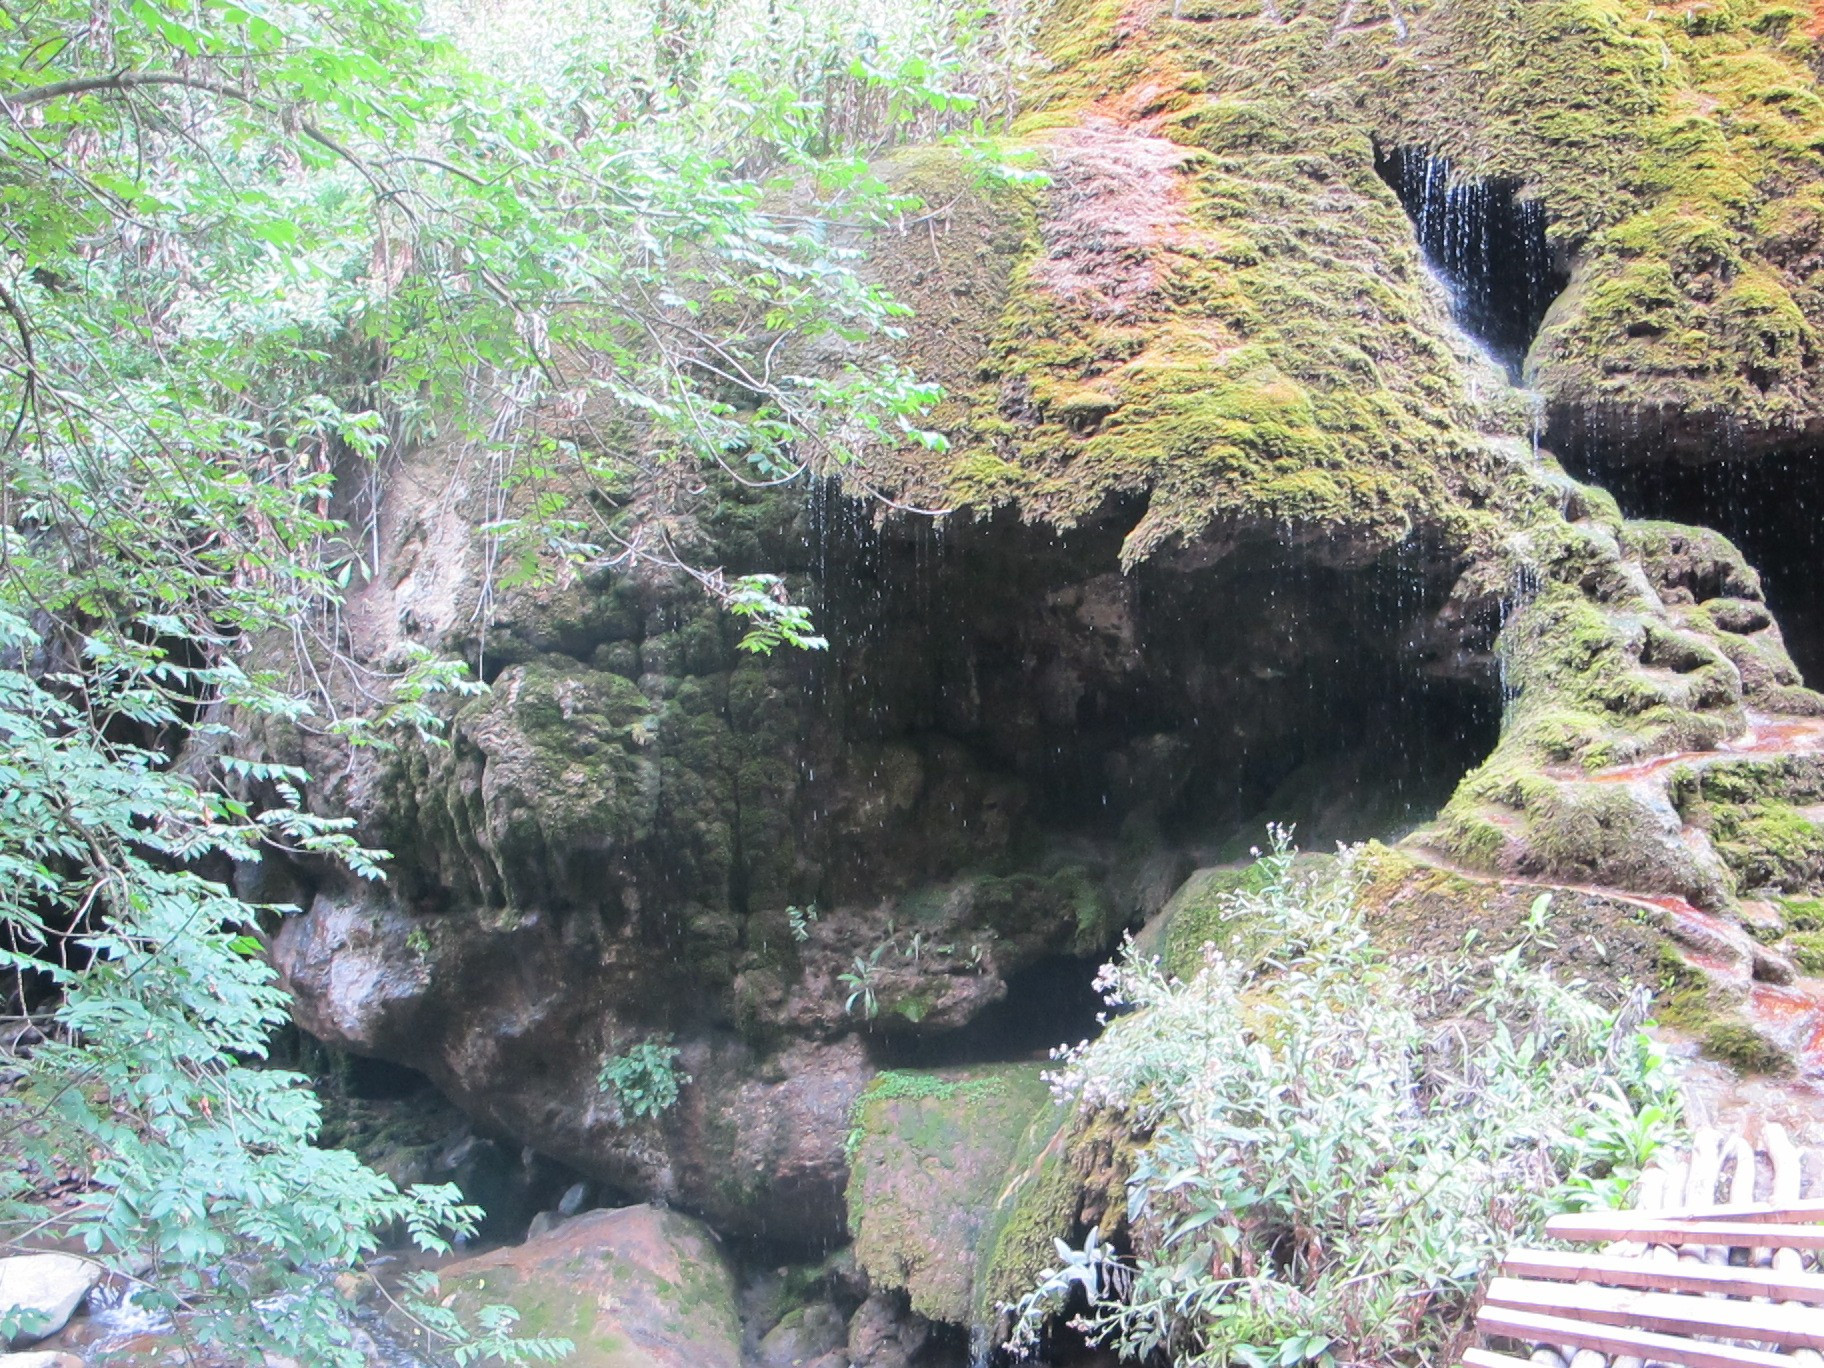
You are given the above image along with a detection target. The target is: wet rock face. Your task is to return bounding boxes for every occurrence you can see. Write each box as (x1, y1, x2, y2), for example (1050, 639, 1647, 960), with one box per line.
(261, 0, 1824, 1303)
(843, 1065, 1061, 1326)
(274, 486, 1507, 1242)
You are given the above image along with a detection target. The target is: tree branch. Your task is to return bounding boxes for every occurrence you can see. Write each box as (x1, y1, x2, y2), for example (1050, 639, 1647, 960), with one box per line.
(1, 70, 250, 111)
(0, 277, 38, 456)
(2, 69, 400, 205)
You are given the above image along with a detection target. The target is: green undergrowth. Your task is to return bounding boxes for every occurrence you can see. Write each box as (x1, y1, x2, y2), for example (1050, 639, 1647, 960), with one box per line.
(1006, 835, 1683, 1365)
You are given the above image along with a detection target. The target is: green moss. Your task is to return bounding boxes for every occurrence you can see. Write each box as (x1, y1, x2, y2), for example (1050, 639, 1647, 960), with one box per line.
(1652, 944, 1724, 1036)
(1709, 798, 1824, 891)
(1782, 896, 1824, 931)
(1424, 507, 1817, 899)
(1703, 1021, 1792, 1074)
(439, 1209, 740, 1367)
(844, 1064, 1059, 1325)
(1787, 930, 1824, 972)
(865, 1069, 1003, 1104)
(973, 1130, 1074, 1319)
(1522, 0, 1824, 427)
(1141, 860, 1323, 980)
(1651, 941, 1790, 1073)
(868, 0, 1824, 531)
(966, 866, 1115, 955)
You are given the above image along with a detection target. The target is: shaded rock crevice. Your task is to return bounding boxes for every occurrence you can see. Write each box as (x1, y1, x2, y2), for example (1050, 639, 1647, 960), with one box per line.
(1374, 144, 1571, 380)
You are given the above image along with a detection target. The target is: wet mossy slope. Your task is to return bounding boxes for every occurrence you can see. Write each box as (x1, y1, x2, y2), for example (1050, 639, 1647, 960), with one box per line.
(878, 0, 1824, 531)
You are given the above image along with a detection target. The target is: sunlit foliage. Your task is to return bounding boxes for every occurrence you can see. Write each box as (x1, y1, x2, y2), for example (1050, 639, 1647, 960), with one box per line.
(0, 0, 1020, 1357)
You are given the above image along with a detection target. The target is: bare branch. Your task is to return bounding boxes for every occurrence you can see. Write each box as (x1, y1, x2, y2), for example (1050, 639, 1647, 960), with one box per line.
(1, 70, 252, 110)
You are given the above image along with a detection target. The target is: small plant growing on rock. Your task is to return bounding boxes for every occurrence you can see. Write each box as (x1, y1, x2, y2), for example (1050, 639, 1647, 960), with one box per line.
(597, 1036, 689, 1120)
(841, 945, 887, 1019)
(902, 930, 951, 965)
(787, 904, 820, 942)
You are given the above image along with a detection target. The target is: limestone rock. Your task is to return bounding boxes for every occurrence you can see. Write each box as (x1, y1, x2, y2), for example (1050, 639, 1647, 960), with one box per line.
(435, 1204, 740, 1368)
(247, 0, 1824, 1272)
(1136, 859, 1334, 980)
(0, 1254, 99, 1348)
(845, 1292, 931, 1368)
(845, 1065, 1071, 1327)
(756, 1301, 846, 1368)
(271, 890, 428, 1054)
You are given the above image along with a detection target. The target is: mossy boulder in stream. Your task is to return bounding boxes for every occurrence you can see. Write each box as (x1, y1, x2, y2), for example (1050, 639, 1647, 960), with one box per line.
(845, 1065, 1070, 1327)
(431, 1205, 740, 1368)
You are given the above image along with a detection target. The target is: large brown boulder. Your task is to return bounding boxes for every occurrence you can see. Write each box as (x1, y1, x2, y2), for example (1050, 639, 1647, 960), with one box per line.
(430, 1204, 740, 1368)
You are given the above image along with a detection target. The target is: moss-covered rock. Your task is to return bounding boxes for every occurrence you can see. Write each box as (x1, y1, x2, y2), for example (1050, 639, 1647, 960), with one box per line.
(1428, 511, 1822, 910)
(1136, 857, 1333, 980)
(844, 1065, 1066, 1326)
(864, 0, 1824, 530)
(850, 0, 1824, 975)
(432, 1205, 741, 1368)
(269, 0, 1824, 1293)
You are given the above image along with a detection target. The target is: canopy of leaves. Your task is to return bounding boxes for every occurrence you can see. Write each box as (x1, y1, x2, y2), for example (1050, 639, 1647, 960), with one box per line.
(0, 0, 1019, 1358)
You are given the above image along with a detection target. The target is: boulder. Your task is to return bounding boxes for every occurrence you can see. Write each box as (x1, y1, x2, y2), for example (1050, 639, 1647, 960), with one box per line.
(845, 1065, 1070, 1327)
(0, 1255, 99, 1348)
(845, 1292, 930, 1368)
(756, 1301, 846, 1368)
(0, 1353, 88, 1368)
(431, 1204, 740, 1368)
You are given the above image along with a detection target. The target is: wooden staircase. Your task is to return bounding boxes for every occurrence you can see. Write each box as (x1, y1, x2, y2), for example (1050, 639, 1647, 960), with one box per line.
(1471, 1126, 1824, 1368)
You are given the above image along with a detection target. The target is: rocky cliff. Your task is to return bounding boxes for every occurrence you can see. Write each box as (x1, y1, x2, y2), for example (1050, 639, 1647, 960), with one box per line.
(265, 0, 1824, 1340)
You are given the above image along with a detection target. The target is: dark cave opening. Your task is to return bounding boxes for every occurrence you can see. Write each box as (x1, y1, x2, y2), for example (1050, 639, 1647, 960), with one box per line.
(1558, 446, 1824, 686)
(268, 1029, 593, 1242)
(341, 1051, 437, 1101)
(802, 487, 1505, 913)
(867, 952, 1111, 1069)
(1375, 145, 1569, 380)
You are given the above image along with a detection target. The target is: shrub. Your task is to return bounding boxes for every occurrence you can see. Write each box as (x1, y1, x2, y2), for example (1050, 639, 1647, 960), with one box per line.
(598, 1037, 689, 1120)
(1005, 832, 1680, 1367)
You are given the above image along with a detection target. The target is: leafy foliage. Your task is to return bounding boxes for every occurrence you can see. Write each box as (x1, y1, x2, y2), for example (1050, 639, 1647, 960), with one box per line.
(1005, 833, 1681, 1367)
(841, 943, 888, 1018)
(429, 0, 1042, 151)
(597, 1037, 690, 1121)
(0, 611, 565, 1364)
(787, 903, 821, 942)
(0, 0, 1023, 1358)
(393, 1272, 576, 1367)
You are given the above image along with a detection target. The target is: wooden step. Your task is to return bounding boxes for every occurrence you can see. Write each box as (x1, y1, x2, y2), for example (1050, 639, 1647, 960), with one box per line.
(1485, 1275, 1824, 1348)
(1475, 1305, 1795, 1368)
(1544, 1214, 1824, 1250)
(1504, 1248, 1824, 1303)
(1462, 1350, 1540, 1368)
(1653, 1198, 1824, 1225)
